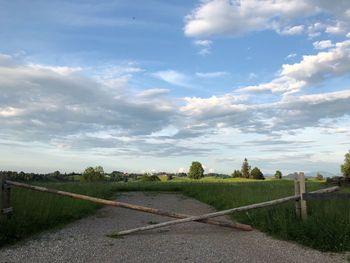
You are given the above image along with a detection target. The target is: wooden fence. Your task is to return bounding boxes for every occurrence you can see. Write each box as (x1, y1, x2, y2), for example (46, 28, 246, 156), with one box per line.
(1, 172, 349, 237)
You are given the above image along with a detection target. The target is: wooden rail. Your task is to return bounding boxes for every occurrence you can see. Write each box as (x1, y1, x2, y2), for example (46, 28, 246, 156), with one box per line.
(112, 185, 340, 236)
(303, 192, 350, 200)
(3, 180, 252, 231)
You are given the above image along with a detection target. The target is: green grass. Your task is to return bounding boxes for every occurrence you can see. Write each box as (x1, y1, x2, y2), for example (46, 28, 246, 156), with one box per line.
(1, 179, 349, 252)
(0, 183, 118, 246)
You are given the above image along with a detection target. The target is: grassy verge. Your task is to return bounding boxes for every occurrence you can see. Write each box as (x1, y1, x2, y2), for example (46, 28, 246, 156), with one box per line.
(0, 183, 118, 247)
(1, 180, 349, 252)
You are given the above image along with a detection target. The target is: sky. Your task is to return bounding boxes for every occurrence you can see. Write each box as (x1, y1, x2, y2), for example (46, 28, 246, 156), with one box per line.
(0, 0, 350, 175)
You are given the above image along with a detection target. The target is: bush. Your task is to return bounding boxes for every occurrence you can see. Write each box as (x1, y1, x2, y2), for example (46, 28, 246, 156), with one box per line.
(251, 167, 265, 180)
(82, 166, 105, 182)
(167, 174, 173, 181)
(232, 170, 242, 178)
(138, 175, 161, 182)
(316, 173, 324, 180)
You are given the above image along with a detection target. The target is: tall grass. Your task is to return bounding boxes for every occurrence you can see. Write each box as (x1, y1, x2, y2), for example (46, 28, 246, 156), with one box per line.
(1, 180, 349, 252)
(0, 183, 118, 246)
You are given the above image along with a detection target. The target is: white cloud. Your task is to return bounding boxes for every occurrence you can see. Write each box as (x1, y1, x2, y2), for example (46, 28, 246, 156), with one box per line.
(137, 88, 170, 98)
(0, 54, 176, 151)
(325, 21, 347, 35)
(193, 39, 213, 56)
(184, 0, 350, 37)
(193, 40, 212, 47)
(279, 25, 305, 35)
(179, 89, 350, 135)
(286, 53, 297, 59)
(195, 71, 228, 78)
(152, 70, 190, 87)
(181, 94, 250, 123)
(240, 39, 350, 93)
(28, 64, 82, 75)
(313, 40, 334, 50)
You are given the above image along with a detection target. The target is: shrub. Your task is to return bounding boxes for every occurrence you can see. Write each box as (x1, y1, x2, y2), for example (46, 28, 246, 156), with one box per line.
(316, 173, 324, 180)
(251, 167, 265, 180)
(138, 175, 161, 182)
(232, 170, 242, 178)
(82, 166, 105, 182)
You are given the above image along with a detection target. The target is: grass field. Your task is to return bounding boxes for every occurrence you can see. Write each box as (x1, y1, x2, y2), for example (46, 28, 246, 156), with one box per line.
(0, 179, 349, 252)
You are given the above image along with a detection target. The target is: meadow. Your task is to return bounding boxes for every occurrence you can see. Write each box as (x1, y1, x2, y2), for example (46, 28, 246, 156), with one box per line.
(0, 178, 349, 252)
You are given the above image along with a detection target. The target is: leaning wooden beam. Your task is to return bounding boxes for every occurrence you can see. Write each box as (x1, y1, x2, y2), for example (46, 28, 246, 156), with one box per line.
(114, 186, 339, 236)
(5, 180, 252, 231)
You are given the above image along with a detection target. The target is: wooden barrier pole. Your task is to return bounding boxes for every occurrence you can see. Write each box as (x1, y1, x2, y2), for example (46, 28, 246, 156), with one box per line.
(5, 180, 252, 231)
(113, 186, 339, 236)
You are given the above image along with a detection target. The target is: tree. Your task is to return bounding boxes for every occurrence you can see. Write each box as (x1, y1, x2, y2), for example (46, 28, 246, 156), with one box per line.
(188, 161, 204, 179)
(341, 150, 350, 177)
(274, 170, 282, 179)
(315, 172, 324, 180)
(251, 167, 265, 180)
(82, 166, 105, 182)
(232, 170, 242, 178)
(241, 158, 251, 179)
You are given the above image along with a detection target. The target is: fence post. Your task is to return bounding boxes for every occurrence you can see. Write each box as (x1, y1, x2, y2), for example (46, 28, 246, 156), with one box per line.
(299, 172, 307, 220)
(0, 174, 12, 217)
(294, 172, 301, 218)
(294, 172, 307, 220)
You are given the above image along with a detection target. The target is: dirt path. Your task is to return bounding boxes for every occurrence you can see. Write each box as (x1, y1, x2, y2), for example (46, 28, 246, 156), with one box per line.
(0, 192, 347, 263)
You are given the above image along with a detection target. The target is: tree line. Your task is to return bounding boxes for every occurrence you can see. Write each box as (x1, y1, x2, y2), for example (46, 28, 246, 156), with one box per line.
(2, 150, 349, 182)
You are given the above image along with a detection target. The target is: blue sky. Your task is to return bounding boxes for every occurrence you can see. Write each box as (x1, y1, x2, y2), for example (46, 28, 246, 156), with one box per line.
(0, 0, 350, 175)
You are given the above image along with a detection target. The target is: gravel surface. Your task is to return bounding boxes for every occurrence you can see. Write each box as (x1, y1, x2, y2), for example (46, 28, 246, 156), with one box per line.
(0, 192, 348, 263)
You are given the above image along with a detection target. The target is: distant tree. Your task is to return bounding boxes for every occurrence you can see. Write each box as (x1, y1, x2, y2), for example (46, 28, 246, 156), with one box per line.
(52, 171, 61, 177)
(167, 174, 173, 181)
(82, 166, 105, 182)
(274, 170, 282, 179)
(232, 170, 242, 178)
(315, 172, 324, 180)
(188, 161, 204, 179)
(110, 171, 124, 182)
(241, 158, 251, 179)
(251, 167, 265, 180)
(341, 150, 350, 177)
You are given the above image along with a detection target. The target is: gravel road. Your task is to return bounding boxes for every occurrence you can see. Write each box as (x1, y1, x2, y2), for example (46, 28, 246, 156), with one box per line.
(0, 192, 348, 263)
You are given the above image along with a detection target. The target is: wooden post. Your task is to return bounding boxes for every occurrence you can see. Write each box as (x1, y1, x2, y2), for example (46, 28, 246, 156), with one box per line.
(0, 174, 12, 217)
(299, 172, 307, 220)
(294, 172, 307, 220)
(294, 172, 301, 218)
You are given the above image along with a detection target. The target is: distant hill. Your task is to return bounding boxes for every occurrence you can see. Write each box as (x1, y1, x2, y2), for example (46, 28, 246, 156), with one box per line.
(304, 171, 337, 178)
(284, 171, 337, 179)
